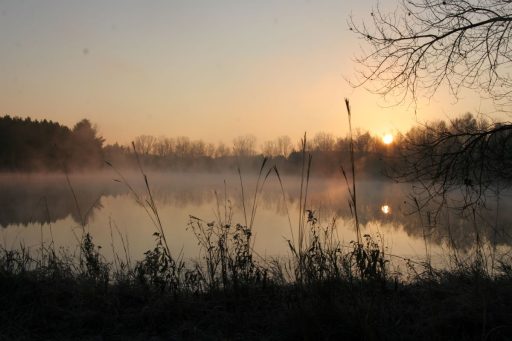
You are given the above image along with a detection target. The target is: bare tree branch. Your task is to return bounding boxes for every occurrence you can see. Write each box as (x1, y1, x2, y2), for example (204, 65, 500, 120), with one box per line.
(350, 0, 512, 107)
(392, 114, 512, 210)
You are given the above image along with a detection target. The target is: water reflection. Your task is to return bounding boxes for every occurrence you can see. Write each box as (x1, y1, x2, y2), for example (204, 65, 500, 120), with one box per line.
(0, 172, 511, 256)
(381, 205, 391, 215)
(0, 173, 118, 227)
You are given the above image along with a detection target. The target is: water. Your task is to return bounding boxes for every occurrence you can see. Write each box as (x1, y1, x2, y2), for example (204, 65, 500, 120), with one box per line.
(1, 171, 510, 265)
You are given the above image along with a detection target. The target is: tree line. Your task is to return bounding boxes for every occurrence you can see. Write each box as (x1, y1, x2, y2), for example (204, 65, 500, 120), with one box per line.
(0, 114, 396, 176)
(0, 116, 104, 171)
(3, 113, 508, 182)
(101, 126, 398, 177)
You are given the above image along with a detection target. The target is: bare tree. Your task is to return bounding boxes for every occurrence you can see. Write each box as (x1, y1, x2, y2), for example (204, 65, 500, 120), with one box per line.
(351, 0, 512, 208)
(354, 129, 373, 153)
(215, 142, 231, 158)
(154, 137, 175, 157)
(133, 135, 157, 155)
(190, 140, 206, 158)
(395, 114, 512, 206)
(312, 132, 336, 152)
(175, 136, 191, 158)
(350, 0, 512, 106)
(261, 135, 292, 157)
(276, 135, 292, 157)
(232, 135, 257, 157)
(205, 143, 216, 158)
(261, 140, 278, 157)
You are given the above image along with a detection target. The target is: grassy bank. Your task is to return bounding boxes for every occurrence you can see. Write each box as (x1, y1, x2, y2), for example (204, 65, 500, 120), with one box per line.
(1, 240, 511, 340)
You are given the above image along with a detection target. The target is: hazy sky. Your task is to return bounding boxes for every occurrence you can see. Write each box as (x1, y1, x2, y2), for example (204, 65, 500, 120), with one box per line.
(0, 0, 497, 145)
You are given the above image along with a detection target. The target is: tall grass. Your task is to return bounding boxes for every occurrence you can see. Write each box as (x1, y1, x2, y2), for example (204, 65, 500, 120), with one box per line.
(185, 157, 275, 292)
(340, 99, 387, 281)
(106, 143, 185, 292)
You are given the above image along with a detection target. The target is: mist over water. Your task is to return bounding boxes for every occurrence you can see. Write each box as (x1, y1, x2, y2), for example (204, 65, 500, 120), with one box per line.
(1, 171, 511, 264)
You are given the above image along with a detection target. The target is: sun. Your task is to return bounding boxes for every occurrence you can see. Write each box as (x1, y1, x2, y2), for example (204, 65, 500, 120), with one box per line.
(382, 134, 394, 145)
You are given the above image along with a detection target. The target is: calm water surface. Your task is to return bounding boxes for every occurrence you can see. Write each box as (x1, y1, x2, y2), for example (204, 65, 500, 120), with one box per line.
(1, 172, 510, 265)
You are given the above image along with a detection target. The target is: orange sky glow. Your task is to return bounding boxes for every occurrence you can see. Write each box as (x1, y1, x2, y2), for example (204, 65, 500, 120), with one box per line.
(0, 1, 499, 145)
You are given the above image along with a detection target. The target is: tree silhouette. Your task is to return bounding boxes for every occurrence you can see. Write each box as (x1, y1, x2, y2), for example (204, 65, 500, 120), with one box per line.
(69, 119, 105, 170)
(394, 113, 512, 209)
(0, 116, 105, 171)
(232, 135, 257, 157)
(351, 0, 512, 208)
(350, 0, 512, 106)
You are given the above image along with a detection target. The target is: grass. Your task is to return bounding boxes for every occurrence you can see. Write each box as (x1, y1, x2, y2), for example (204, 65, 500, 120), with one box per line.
(1, 240, 511, 340)
(1, 103, 512, 339)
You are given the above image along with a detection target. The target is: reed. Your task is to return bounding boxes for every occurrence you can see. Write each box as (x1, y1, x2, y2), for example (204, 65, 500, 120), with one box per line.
(187, 157, 272, 291)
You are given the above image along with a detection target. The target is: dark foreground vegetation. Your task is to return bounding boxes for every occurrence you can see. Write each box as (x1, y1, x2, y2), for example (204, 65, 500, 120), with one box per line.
(1, 227, 511, 340)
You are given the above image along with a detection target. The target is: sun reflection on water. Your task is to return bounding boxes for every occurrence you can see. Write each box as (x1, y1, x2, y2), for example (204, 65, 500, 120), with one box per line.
(381, 205, 391, 215)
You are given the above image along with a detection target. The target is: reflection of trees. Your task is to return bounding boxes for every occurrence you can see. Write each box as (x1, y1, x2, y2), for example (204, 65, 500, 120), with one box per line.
(151, 188, 216, 209)
(425, 191, 512, 250)
(270, 180, 512, 251)
(2, 173, 510, 251)
(0, 174, 124, 227)
(175, 178, 512, 250)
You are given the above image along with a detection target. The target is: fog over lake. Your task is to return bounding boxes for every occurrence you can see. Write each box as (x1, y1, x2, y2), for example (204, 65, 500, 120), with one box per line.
(1, 171, 511, 265)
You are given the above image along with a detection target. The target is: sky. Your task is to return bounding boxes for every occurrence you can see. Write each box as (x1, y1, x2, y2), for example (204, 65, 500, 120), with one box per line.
(0, 0, 498, 145)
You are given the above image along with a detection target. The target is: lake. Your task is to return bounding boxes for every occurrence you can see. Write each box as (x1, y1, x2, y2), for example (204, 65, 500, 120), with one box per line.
(1, 171, 510, 267)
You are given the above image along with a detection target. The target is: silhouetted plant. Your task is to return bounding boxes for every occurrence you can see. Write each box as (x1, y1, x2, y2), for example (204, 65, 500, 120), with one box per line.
(135, 231, 184, 292)
(289, 210, 344, 283)
(79, 232, 109, 284)
(187, 216, 267, 291)
(110, 143, 185, 292)
(0, 247, 31, 275)
(349, 234, 387, 281)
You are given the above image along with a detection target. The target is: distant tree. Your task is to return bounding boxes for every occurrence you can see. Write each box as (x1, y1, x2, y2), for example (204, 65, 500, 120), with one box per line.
(312, 132, 336, 152)
(354, 130, 373, 154)
(190, 140, 206, 158)
(0, 116, 106, 171)
(104, 143, 131, 165)
(215, 142, 231, 158)
(133, 135, 157, 156)
(69, 119, 105, 169)
(351, 0, 512, 207)
(205, 143, 216, 158)
(276, 135, 292, 157)
(261, 140, 278, 157)
(334, 137, 350, 153)
(154, 137, 175, 157)
(175, 136, 191, 158)
(232, 135, 257, 157)
(261, 135, 292, 157)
